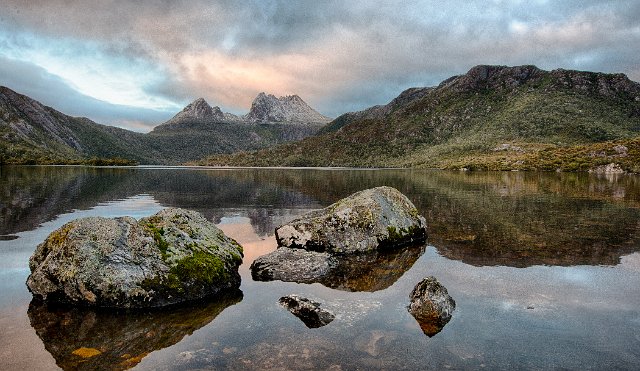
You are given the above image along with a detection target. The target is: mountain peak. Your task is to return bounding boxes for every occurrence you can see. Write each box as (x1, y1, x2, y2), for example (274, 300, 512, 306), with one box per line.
(182, 98, 223, 119)
(245, 93, 331, 124)
(160, 97, 229, 127)
(438, 65, 544, 92)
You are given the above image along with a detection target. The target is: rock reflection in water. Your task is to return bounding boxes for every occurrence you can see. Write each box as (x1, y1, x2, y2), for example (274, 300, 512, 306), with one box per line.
(27, 290, 242, 371)
(254, 244, 425, 292)
(324, 245, 426, 292)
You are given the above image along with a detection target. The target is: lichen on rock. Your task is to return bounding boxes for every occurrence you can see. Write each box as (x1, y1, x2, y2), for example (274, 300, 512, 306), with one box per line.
(252, 186, 428, 289)
(26, 208, 243, 308)
(275, 186, 427, 254)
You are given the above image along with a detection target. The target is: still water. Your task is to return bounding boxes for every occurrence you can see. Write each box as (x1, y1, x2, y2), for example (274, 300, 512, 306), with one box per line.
(1, 166, 639, 370)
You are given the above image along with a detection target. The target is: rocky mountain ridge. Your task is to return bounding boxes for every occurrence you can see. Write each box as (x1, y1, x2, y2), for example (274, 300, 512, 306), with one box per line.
(0, 86, 147, 163)
(244, 92, 331, 124)
(155, 93, 330, 132)
(0, 87, 328, 164)
(198, 64, 640, 169)
(4, 64, 640, 168)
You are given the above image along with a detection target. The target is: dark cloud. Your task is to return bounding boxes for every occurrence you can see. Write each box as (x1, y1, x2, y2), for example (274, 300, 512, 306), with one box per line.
(0, 0, 639, 126)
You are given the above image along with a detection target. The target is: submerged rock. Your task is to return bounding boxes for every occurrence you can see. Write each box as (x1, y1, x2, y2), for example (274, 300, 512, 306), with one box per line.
(279, 295, 335, 328)
(408, 276, 456, 337)
(252, 244, 425, 292)
(26, 208, 244, 308)
(275, 186, 427, 254)
(28, 291, 242, 370)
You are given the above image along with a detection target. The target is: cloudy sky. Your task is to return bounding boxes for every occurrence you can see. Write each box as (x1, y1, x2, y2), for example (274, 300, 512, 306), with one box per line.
(1, 1, 639, 132)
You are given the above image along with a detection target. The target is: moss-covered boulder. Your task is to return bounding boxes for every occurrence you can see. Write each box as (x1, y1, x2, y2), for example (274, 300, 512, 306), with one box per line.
(26, 208, 243, 308)
(275, 186, 427, 254)
(252, 186, 427, 289)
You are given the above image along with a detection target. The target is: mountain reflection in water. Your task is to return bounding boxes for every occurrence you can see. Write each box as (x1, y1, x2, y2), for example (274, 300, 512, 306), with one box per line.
(2, 167, 639, 268)
(1, 166, 639, 370)
(27, 291, 242, 371)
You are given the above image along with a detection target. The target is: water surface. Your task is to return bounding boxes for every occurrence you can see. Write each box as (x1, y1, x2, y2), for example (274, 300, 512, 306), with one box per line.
(1, 166, 639, 370)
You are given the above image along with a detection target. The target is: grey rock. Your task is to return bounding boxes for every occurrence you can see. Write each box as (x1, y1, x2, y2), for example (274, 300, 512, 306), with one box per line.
(251, 187, 427, 290)
(589, 163, 626, 174)
(251, 248, 337, 284)
(244, 92, 331, 124)
(252, 244, 425, 292)
(26, 208, 244, 308)
(613, 145, 628, 156)
(275, 186, 427, 254)
(408, 276, 456, 337)
(279, 294, 335, 328)
(160, 98, 242, 126)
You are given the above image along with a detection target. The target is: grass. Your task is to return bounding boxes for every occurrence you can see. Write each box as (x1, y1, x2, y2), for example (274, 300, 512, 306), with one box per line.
(433, 137, 640, 173)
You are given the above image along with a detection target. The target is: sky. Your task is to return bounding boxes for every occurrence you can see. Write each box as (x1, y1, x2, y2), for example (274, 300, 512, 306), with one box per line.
(1, 0, 639, 132)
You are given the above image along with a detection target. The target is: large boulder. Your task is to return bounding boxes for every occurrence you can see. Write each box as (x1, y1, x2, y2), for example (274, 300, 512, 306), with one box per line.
(275, 186, 427, 254)
(408, 276, 456, 337)
(251, 186, 427, 289)
(26, 208, 244, 308)
(251, 248, 337, 284)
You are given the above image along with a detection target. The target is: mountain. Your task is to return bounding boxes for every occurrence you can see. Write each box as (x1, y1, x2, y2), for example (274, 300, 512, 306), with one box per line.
(168, 98, 226, 122)
(195, 65, 640, 171)
(0, 88, 330, 165)
(156, 93, 329, 131)
(154, 98, 242, 131)
(0, 86, 147, 164)
(244, 93, 331, 124)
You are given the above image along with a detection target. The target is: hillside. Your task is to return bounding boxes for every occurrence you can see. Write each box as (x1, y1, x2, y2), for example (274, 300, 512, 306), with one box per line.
(145, 95, 328, 164)
(195, 65, 640, 171)
(0, 88, 330, 165)
(0, 86, 147, 164)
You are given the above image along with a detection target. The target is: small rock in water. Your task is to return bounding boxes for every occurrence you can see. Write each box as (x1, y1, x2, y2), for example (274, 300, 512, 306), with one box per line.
(26, 208, 244, 308)
(279, 295, 335, 328)
(408, 276, 456, 337)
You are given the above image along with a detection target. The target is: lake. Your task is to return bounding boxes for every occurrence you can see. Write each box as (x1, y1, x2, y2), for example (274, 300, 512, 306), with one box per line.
(1, 166, 639, 370)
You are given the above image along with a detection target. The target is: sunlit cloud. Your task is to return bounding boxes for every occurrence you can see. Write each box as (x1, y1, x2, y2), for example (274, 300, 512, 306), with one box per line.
(0, 0, 638, 129)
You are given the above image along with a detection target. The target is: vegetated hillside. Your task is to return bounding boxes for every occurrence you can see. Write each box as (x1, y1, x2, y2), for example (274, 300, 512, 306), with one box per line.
(145, 122, 324, 164)
(195, 65, 640, 171)
(0, 88, 330, 165)
(142, 95, 328, 164)
(0, 86, 146, 164)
